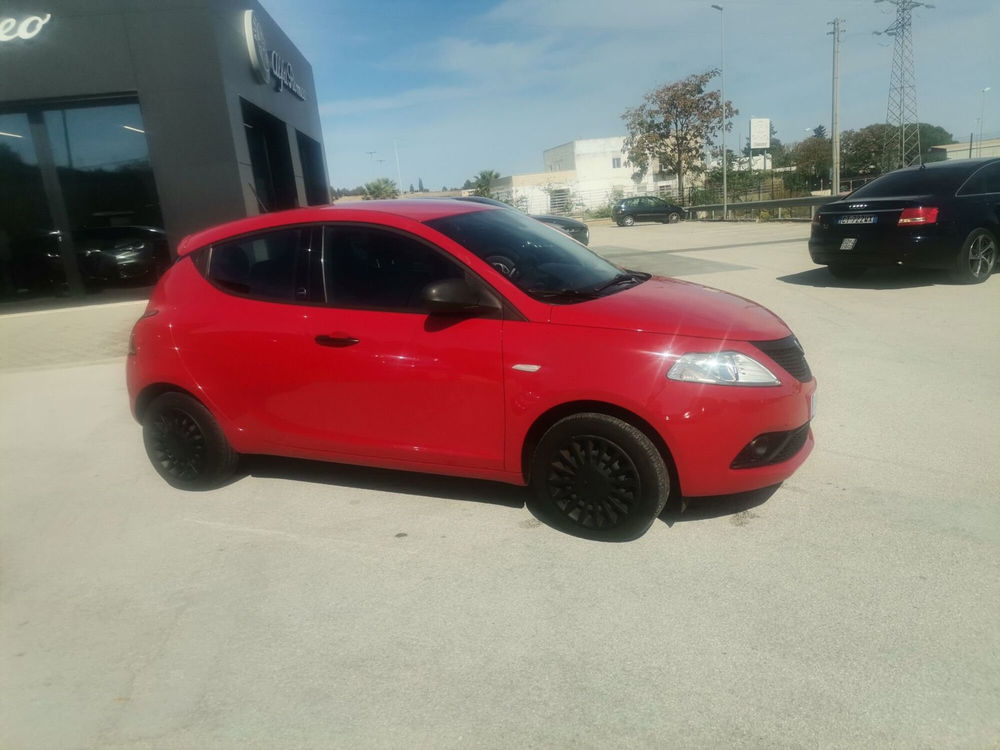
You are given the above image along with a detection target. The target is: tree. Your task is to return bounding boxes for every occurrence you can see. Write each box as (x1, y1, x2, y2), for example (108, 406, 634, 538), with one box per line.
(813, 124, 828, 139)
(841, 122, 956, 176)
(622, 69, 737, 196)
(791, 136, 832, 188)
(418, 177, 425, 192)
(362, 178, 399, 200)
(472, 169, 500, 198)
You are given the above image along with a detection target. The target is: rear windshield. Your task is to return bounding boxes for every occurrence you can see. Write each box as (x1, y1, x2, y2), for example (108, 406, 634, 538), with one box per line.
(848, 168, 968, 198)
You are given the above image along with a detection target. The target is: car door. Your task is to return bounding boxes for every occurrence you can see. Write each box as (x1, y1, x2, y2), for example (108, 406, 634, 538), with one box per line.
(171, 225, 316, 446)
(293, 223, 507, 470)
(649, 198, 670, 222)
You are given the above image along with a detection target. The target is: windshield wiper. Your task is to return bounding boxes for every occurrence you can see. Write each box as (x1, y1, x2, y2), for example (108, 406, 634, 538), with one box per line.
(589, 270, 649, 295)
(529, 287, 600, 300)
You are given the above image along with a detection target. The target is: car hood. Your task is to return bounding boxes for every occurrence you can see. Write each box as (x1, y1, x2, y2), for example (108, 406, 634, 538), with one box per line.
(547, 276, 791, 341)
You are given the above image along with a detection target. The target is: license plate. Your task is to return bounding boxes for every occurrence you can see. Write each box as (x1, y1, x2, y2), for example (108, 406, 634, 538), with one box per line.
(840, 238, 858, 250)
(838, 214, 876, 225)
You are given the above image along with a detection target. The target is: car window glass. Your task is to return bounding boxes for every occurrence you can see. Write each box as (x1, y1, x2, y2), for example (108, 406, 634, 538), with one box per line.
(850, 168, 967, 198)
(208, 228, 303, 301)
(960, 164, 1000, 195)
(323, 225, 464, 311)
(425, 208, 620, 298)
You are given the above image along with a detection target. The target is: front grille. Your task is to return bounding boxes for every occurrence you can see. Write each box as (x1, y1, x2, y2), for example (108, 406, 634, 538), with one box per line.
(731, 423, 810, 469)
(752, 336, 812, 382)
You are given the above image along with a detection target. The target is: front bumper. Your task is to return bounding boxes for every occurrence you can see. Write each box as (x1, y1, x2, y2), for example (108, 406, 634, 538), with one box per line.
(653, 372, 817, 497)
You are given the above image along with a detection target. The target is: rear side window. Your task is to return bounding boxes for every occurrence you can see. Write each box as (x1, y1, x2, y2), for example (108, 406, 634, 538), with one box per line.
(958, 164, 1000, 195)
(323, 225, 465, 311)
(207, 228, 305, 301)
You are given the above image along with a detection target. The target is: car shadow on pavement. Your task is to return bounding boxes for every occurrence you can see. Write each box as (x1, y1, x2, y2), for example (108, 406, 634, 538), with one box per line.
(777, 266, 954, 289)
(243, 455, 780, 536)
(241, 455, 526, 508)
(659, 484, 781, 527)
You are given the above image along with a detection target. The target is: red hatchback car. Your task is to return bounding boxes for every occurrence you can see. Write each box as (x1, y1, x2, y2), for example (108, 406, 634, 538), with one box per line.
(128, 201, 815, 540)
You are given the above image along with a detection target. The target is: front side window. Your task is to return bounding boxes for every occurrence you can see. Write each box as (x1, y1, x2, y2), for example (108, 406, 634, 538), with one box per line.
(207, 228, 304, 301)
(426, 208, 636, 302)
(323, 225, 465, 311)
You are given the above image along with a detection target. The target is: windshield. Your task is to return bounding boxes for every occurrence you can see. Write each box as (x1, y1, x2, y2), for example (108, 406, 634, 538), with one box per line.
(426, 208, 637, 301)
(847, 168, 969, 198)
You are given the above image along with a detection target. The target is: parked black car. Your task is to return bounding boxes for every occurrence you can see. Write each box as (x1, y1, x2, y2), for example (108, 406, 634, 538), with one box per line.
(809, 158, 999, 284)
(453, 196, 590, 245)
(612, 196, 685, 226)
(10, 226, 170, 292)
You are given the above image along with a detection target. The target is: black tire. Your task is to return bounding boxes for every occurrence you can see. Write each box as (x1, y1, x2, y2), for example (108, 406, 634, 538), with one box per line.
(827, 263, 867, 280)
(142, 392, 238, 490)
(527, 413, 670, 541)
(621, 215, 635, 227)
(951, 228, 997, 284)
(667, 212, 681, 224)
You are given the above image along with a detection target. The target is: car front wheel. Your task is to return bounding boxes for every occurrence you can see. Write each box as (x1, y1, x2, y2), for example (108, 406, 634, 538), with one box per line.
(142, 392, 239, 490)
(527, 413, 670, 541)
(667, 212, 681, 224)
(621, 215, 635, 227)
(952, 228, 997, 284)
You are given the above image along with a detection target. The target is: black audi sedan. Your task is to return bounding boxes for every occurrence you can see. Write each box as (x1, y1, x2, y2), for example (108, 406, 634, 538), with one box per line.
(809, 158, 999, 284)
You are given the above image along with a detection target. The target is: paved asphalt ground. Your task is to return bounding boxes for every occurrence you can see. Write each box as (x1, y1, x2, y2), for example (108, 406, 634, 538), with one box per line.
(2, 221, 998, 749)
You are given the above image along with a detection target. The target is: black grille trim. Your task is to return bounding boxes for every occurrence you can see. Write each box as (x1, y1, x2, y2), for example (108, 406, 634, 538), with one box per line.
(731, 423, 811, 469)
(752, 336, 813, 382)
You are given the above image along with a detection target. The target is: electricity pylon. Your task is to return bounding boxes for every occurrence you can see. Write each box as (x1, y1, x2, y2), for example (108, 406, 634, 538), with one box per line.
(874, 0, 933, 169)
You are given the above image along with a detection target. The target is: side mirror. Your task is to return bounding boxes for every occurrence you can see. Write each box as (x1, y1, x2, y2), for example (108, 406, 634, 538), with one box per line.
(421, 278, 500, 316)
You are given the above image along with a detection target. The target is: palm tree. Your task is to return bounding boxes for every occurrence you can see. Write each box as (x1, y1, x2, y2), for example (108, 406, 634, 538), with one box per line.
(472, 169, 500, 198)
(362, 178, 399, 200)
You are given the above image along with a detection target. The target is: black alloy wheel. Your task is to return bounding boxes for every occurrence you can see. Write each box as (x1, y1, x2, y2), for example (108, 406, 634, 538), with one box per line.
(546, 434, 640, 530)
(953, 228, 997, 284)
(142, 392, 238, 489)
(528, 413, 670, 541)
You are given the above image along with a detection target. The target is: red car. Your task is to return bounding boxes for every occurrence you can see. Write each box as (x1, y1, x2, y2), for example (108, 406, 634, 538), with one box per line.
(128, 201, 816, 540)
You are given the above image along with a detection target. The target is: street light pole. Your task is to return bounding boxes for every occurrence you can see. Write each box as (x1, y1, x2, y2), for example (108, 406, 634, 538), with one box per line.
(711, 4, 727, 220)
(980, 87, 991, 157)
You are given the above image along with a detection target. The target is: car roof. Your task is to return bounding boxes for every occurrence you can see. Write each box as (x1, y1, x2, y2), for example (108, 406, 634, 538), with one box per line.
(176, 200, 497, 256)
(891, 157, 998, 176)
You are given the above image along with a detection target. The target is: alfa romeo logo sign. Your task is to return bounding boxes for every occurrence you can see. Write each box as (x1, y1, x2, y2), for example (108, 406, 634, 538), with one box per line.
(243, 9, 305, 100)
(244, 9, 271, 85)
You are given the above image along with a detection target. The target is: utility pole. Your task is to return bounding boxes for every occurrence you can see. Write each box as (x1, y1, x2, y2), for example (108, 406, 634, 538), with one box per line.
(828, 18, 844, 195)
(980, 87, 991, 157)
(874, 0, 933, 170)
(393, 139, 402, 195)
(711, 4, 727, 219)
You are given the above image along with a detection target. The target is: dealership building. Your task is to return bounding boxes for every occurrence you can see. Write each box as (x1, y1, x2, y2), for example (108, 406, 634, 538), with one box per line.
(0, 0, 327, 297)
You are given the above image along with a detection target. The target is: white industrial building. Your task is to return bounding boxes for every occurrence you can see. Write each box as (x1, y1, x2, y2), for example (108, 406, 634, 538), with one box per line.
(930, 138, 1000, 160)
(490, 136, 681, 214)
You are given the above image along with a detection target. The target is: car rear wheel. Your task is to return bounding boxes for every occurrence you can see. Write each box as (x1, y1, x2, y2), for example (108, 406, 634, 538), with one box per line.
(827, 264, 867, 280)
(952, 228, 997, 284)
(667, 212, 681, 224)
(621, 215, 635, 227)
(527, 413, 670, 541)
(142, 392, 238, 490)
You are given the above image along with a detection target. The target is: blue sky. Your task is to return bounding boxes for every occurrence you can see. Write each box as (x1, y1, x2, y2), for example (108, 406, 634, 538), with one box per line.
(262, 0, 998, 190)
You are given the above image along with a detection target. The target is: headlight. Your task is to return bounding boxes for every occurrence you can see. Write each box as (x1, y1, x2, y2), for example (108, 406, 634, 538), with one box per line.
(667, 351, 780, 386)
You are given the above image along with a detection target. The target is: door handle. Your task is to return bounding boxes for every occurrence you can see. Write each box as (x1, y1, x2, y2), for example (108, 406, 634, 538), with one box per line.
(315, 334, 360, 347)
